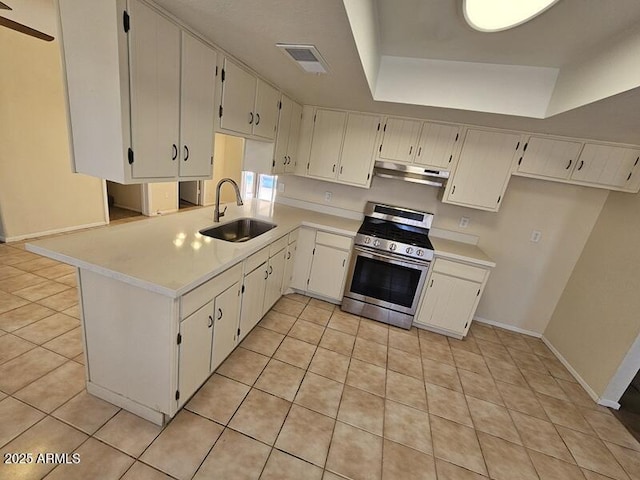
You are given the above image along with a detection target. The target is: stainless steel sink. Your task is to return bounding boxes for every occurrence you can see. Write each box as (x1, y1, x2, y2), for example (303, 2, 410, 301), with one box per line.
(199, 218, 277, 242)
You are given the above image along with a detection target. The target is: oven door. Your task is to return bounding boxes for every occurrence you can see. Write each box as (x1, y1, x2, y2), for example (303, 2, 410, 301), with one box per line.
(343, 246, 430, 315)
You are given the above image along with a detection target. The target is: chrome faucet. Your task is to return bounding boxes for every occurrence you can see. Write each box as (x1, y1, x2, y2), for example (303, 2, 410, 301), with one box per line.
(214, 178, 244, 222)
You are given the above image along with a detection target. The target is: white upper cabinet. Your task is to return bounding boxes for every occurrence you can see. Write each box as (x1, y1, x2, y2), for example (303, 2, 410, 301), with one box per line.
(570, 143, 640, 189)
(307, 110, 347, 179)
(337, 113, 381, 186)
(305, 109, 380, 187)
(377, 118, 422, 163)
(444, 129, 521, 212)
(178, 32, 217, 178)
(273, 95, 302, 174)
(57, 0, 217, 184)
(515, 136, 583, 180)
(219, 58, 279, 141)
(414, 122, 461, 169)
(128, 0, 180, 180)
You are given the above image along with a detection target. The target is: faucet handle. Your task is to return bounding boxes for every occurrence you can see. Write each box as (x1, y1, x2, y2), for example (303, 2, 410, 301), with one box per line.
(220, 206, 227, 217)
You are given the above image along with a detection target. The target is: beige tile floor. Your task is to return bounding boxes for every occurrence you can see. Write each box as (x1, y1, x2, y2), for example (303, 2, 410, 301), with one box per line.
(1, 240, 640, 480)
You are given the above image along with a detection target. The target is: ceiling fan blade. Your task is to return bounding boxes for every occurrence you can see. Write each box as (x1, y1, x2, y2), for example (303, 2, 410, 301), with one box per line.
(0, 16, 53, 41)
(0, 2, 11, 10)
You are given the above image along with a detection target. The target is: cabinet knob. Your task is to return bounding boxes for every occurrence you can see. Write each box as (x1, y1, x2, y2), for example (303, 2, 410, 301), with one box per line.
(217, 308, 223, 320)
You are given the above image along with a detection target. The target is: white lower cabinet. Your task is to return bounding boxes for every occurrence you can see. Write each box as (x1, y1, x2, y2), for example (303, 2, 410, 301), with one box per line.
(238, 250, 269, 342)
(263, 246, 286, 315)
(210, 282, 241, 371)
(291, 228, 352, 302)
(282, 239, 297, 293)
(414, 258, 490, 339)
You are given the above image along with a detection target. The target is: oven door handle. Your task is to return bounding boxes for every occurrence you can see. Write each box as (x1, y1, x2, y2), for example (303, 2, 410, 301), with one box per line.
(354, 246, 430, 268)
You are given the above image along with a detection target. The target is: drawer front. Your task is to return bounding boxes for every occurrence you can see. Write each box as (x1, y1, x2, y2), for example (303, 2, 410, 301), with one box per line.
(433, 258, 487, 283)
(181, 263, 242, 319)
(269, 235, 288, 257)
(315, 231, 352, 250)
(245, 246, 270, 273)
(288, 228, 299, 244)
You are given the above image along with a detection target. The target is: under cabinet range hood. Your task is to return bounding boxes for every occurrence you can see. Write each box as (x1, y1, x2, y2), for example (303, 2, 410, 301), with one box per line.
(373, 161, 449, 187)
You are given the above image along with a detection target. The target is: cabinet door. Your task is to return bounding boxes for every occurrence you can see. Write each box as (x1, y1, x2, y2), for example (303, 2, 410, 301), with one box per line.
(179, 32, 217, 178)
(282, 241, 297, 294)
(239, 263, 267, 341)
(285, 101, 303, 173)
(273, 96, 293, 174)
(253, 79, 280, 140)
(291, 228, 315, 290)
(446, 129, 520, 211)
(516, 136, 582, 180)
(337, 113, 381, 186)
(128, 0, 180, 179)
(211, 282, 240, 371)
(263, 249, 286, 314)
(418, 273, 480, 336)
(378, 117, 421, 163)
(220, 58, 256, 135)
(178, 300, 213, 406)
(571, 144, 640, 188)
(307, 245, 349, 301)
(414, 122, 460, 168)
(307, 110, 347, 180)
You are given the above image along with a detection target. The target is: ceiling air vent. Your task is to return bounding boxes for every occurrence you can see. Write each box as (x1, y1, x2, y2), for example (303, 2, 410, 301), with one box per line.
(276, 44, 329, 74)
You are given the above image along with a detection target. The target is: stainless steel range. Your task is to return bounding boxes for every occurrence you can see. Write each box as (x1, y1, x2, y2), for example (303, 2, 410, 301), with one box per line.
(341, 202, 434, 329)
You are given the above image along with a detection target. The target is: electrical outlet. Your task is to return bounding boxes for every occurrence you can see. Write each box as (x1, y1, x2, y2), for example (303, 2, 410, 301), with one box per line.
(459, 216, 470, 228)
(277, 182, 285, 193)
(530, 230, 542, 243)
(324, 191, 332, 202)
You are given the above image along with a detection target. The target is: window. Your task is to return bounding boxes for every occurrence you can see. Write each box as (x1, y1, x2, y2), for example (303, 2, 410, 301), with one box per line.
(241, 171, 277, 202)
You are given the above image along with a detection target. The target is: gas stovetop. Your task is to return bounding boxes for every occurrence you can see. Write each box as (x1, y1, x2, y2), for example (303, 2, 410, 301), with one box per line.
(355, 203, 435, 262)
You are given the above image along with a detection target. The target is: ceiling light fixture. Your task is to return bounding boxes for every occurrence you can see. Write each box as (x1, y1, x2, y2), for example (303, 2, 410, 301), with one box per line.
(276, 44, 329, 74)
(463, 0, 560, 32)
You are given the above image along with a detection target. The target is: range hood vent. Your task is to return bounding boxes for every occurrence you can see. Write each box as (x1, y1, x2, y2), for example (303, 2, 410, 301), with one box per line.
(276, 44, 329, 74)
(373, 161, 449, 187)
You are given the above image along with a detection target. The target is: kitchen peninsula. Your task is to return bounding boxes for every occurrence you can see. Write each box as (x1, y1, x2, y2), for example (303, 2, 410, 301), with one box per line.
(27, 200, 493, 425)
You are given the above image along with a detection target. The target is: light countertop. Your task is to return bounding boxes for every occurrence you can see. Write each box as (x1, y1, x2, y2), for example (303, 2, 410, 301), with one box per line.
(27, 200, 495, 297)
(27, 200, 361, 297)
(431, 237, 496, 268)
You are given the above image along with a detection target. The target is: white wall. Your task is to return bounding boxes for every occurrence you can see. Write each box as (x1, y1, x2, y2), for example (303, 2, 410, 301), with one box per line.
(277, 174, 608, 334)
(0, 11, 106, 242)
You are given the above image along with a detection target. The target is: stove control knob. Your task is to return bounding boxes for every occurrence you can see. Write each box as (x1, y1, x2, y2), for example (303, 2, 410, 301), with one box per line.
(406, 247, 414, 254)
(389, 243, 397, 251)
(373, 239, 381, 247)
(416, 249, 424, 257)
(364, 237, 371, 244)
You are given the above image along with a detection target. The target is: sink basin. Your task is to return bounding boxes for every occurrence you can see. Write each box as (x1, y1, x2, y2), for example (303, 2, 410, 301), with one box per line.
(200, 218, 277, 243)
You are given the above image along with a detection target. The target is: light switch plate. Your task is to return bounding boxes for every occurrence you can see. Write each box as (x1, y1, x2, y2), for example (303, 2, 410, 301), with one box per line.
(324, 191, 332, 202)
(459, 217, 470, 228)
(277, 182, 285, 193)
(530, 230, 542, 243)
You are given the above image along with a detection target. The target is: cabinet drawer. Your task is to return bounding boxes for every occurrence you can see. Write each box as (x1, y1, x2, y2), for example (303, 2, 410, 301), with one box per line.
(288, 228, 299, 244)
(245, 246, 270, 273)
(181, 263, 242, 319)
(432, 258, 487, 283)
(315, 231, 352, 251)
(269, 235, 288, 257)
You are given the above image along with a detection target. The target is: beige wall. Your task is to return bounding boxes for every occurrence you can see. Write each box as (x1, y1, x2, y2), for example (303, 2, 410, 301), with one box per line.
(107, 181, 142, 212)
(203, 134, 244, 205)
(278, 174, 608, 333)
(0, 22, 106, 241)
(545, 190, 640, 396)
(145, 183, 178, 215)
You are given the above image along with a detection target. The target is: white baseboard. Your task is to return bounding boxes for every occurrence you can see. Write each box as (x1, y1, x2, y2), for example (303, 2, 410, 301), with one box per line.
(541, 336, 606, 406)
(473, 316, 542, 338)
(598, 398, 621, 409)
(1, 221, 108, 243)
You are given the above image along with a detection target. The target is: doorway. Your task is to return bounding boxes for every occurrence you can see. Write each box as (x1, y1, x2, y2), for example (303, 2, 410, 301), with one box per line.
(613, 370, 640, 442)
(106, 181, 144, 223)
(179, 181, 202, 210)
